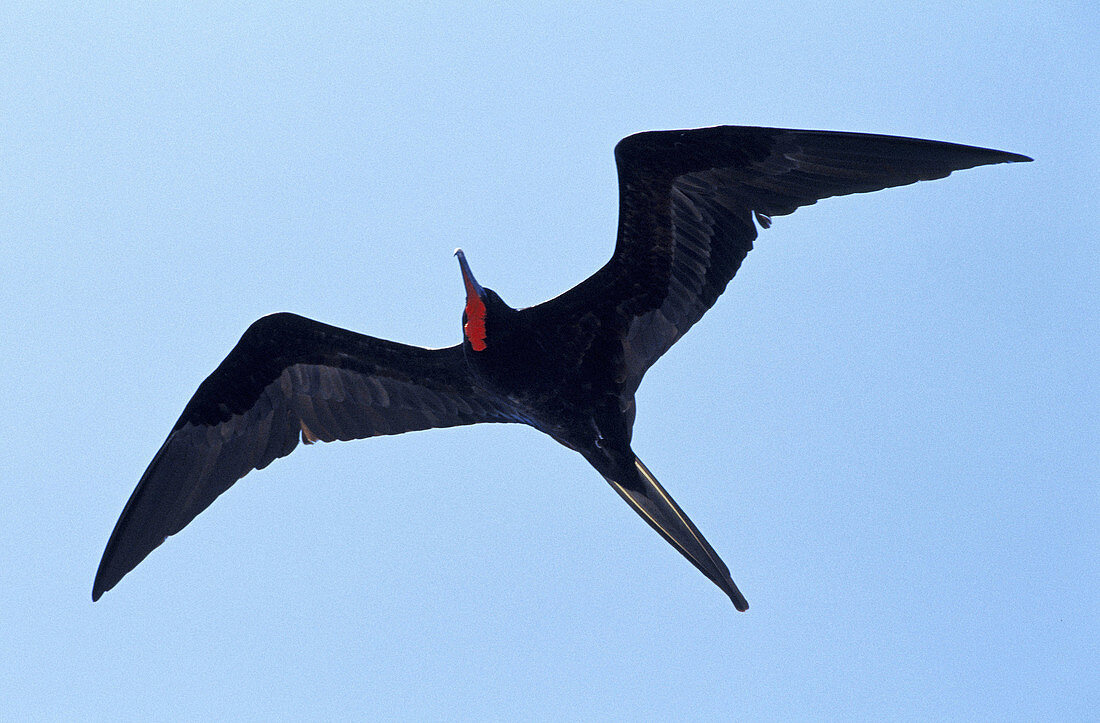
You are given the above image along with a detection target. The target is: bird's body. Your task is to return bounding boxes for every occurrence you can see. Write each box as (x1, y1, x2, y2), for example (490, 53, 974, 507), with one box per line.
(93, 126, 1030, 609)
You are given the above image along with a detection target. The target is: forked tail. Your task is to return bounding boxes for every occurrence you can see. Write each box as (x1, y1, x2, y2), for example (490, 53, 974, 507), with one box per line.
(605, 456, 748, 611)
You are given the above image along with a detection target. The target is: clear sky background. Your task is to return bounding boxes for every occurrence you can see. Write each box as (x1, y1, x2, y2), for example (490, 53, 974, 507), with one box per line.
(2, 3, 1096, 719)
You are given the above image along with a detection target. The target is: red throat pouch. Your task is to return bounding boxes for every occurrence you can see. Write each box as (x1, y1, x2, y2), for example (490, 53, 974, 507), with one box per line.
(464, 296, 487, 351)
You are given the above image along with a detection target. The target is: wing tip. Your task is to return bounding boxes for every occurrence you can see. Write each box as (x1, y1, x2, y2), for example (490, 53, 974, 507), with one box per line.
(92, 554, 123, 601)
(91, 572, 110, 602)
(978, 148, 1032, 165)
(91, 543, 114, 602)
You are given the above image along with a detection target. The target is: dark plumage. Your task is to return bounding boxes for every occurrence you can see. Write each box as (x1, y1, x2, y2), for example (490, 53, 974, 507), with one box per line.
(94, 126, 1030, 608)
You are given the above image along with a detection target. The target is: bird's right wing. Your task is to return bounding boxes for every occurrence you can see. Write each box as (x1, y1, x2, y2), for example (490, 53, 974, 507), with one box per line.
(93, 311, 516, 600)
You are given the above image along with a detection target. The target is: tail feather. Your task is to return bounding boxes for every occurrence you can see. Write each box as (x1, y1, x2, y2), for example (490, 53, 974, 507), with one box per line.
(605, 456, 748, 611)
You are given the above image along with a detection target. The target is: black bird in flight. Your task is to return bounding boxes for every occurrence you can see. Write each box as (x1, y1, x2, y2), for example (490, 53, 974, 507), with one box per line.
(93, 126, 1029, 609)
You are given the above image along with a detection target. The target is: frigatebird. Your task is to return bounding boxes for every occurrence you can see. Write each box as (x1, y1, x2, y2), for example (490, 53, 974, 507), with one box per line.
(93, 125, 1030, 609)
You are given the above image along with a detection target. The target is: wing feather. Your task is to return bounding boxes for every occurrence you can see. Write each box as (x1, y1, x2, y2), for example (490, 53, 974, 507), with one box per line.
(93, 312, 515, 600)
(534, 125, 1030, 393)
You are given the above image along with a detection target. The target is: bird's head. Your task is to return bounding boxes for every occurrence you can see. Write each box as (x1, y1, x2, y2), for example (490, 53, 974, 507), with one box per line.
(455, 249, 509, 353)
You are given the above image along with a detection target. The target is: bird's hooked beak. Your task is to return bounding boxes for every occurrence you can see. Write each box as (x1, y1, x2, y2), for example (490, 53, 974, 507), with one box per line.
(455, 248, 484, 302)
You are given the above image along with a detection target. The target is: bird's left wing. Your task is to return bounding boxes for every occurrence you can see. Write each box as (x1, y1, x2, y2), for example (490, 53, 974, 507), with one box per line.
(93, 312, 515, 600)
(534, 126, 1030, 393)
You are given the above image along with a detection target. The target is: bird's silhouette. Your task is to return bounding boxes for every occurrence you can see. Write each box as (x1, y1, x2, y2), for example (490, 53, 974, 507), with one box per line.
(93, 126, 1030, 609)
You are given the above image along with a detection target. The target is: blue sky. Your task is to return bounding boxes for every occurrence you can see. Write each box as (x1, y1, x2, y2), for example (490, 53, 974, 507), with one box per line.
(2, 3, 1096, 718)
